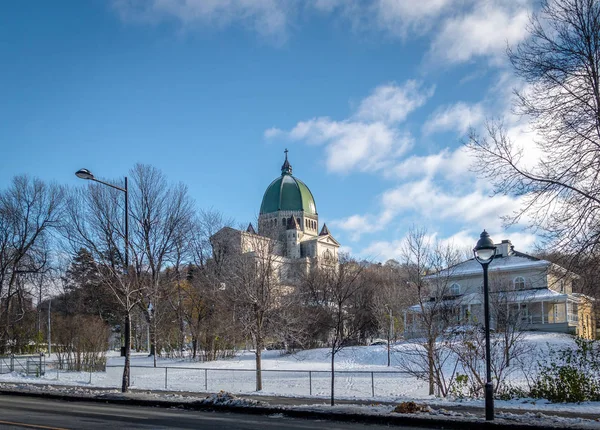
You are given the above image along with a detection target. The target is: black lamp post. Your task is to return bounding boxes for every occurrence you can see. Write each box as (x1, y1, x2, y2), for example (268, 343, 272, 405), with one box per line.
(76, 168, 131, 391)
(473, 230, 497, 421)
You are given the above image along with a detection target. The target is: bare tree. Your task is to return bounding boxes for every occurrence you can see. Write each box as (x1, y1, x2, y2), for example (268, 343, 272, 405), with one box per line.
(63, 179, 142, 392)
(467, 0, 600, 261)
(401, 227, 463, 397)
(300, 256, 368, 406)
(367, 261, 414, 366)
(129, 164, 194, 366)
(0, 175, 64, 353)
(222, 228, 284, 391)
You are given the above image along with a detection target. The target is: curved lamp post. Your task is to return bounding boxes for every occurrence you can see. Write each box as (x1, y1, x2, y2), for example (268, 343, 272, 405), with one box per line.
(473, 230, 497, 421)
(76, 168, 131, 392)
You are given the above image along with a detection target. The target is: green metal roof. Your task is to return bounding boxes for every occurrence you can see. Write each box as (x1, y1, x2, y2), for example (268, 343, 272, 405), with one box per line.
(260, 174, 317, 215)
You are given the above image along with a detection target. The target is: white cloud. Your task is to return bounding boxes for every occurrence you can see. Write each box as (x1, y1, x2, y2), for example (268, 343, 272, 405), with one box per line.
(359, 228, 537, 262)
(423, 102, 485, 135)
(265, 81, 431, 174)
(374, 0, 455, 38)
(356, 80, 434, 124)
(380, 178, 521, 229)
(428, 1, 531, 65)
(388, 147, 473, 182)
(112, 0, 290, 40)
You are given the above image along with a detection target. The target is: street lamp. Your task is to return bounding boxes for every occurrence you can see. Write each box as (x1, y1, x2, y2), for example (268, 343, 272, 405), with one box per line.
(75, 169, 129, 271)
(473, 230, 497, 421)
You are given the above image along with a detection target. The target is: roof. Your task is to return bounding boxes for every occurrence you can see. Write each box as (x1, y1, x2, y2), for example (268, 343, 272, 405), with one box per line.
(260, 153, 317, 215)
(430, 254, 550, 279)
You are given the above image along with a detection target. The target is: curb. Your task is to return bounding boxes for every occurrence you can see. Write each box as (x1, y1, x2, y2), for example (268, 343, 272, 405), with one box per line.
(0, 388, 586, 430)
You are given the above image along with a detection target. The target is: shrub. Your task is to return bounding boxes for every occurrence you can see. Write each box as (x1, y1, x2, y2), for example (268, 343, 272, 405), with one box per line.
(529, 338, 600, 402)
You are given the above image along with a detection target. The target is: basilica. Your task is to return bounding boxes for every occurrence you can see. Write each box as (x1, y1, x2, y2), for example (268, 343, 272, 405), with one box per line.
(211, 151, 340, 277)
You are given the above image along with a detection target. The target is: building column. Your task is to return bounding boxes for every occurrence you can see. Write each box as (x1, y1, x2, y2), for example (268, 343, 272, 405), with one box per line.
(541, 301, 545, 324)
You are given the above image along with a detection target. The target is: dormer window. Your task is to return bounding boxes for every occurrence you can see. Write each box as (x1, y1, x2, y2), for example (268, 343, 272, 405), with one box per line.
(514, 277, 526, 290)
(450, 283, 461, 295)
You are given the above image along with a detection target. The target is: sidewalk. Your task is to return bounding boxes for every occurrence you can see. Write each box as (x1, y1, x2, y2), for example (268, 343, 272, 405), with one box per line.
(0, 383, 598, 429)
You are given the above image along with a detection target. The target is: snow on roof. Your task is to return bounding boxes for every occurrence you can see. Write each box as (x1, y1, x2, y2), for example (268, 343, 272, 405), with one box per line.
(429, 254, 550, 278)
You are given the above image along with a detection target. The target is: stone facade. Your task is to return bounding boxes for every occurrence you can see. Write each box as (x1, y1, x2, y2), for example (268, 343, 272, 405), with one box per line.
(211, 152, 340, 283)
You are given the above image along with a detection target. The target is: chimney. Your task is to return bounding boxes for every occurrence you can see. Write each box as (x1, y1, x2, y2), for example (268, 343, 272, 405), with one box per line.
(497, 239, 513, 257)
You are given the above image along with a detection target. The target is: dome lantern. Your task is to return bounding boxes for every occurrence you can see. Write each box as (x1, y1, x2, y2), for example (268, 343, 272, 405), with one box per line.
(281, 148, 292, 175)
(259, 150, 317, 216)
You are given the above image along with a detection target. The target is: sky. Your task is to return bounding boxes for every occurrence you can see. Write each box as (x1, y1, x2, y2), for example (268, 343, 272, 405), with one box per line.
(0, 0, 541, 262)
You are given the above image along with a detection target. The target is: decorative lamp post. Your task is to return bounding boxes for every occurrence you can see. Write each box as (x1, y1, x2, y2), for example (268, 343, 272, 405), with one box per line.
(473, 230, 497, 421)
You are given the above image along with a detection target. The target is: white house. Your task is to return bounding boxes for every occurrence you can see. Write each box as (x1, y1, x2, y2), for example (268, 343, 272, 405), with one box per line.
(404, 240, 595, 339)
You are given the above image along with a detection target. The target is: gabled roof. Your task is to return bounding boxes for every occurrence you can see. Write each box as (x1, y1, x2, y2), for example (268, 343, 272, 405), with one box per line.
(446, 256, 550, 277)
(317, 234, 340, 247)
(426, 243, 552, 279)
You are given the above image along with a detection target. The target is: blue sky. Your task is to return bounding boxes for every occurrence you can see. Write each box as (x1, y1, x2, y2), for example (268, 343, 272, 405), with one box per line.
(0, 0, 539, 262)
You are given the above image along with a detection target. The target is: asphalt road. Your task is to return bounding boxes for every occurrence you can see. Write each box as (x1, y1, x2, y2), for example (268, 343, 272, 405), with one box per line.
(0, 395, 430, 429)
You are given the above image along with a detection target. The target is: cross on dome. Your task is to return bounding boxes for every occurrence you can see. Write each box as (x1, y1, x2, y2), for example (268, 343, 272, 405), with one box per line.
(281, 148, 292, 175)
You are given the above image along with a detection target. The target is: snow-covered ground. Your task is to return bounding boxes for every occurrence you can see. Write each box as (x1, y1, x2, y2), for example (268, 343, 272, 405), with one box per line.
(1, 332, 599, 416)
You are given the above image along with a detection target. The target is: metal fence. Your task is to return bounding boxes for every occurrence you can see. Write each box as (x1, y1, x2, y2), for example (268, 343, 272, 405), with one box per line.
(105, 365, 420, 398)
(0, 354, 45, 376)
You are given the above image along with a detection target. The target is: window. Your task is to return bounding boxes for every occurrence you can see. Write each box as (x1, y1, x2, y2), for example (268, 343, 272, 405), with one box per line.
(450, 283, 461, 295)
(559, 280, 565, 293)
(514, 277, 526, 290)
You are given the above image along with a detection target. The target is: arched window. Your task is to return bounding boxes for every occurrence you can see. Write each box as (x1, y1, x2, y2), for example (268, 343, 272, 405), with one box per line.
(450, 283, 461, 295)
(282, 218, 285, 225)
(514, 277, 526, 290)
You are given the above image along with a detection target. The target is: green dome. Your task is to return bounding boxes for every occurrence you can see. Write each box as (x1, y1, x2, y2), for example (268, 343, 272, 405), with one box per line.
(260, 153, 317, 215)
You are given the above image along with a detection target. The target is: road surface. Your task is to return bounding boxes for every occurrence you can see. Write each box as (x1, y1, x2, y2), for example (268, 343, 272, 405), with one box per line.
(0, 395, 432, 429)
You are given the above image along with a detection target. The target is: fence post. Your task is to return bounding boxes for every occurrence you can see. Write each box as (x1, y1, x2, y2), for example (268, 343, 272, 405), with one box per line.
(165, 367, 168, 390)
(371, 372, 374, 397)
(10, 354, 14, 372)
(309, 371, 312, 396)
(204, 369, 207, 391)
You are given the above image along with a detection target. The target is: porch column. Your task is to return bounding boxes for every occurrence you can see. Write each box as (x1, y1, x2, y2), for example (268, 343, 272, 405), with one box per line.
(566, 299, 569, 323)
(403, 311, 407, 332)
(541, 301, 545, 324)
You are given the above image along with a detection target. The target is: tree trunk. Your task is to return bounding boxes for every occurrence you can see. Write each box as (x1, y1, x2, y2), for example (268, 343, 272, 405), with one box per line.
(255, 343, 263, 391)
(330, 349, 335, 406)
(122, 311, 131, 393)
(428, 340, 435, 396)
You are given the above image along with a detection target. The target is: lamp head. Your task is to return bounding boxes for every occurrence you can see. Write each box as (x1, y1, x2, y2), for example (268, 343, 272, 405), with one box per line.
(473, 230, 497, 264)
(75, 168, 95, 180)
